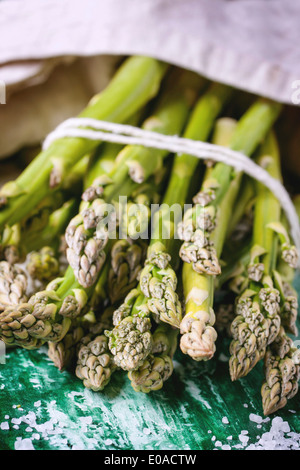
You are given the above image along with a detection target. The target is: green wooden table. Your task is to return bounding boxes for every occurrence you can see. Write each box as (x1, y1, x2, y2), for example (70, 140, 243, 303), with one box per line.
(0, 280, 299, 450)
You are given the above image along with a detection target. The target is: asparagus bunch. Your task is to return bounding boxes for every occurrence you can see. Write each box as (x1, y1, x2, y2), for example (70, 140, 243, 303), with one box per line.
(105, 82, 233, 372)
(0, 57, 298, 416)
(229, 132, 298, 381)
(178, 99, 282, 362)
(65, 69, 204, 288)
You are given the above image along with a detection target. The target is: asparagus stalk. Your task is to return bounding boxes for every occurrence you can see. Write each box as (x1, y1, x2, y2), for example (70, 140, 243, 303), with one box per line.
(48, 264, 110, 371)
(0, 261, 29, 310)
(48, 319, 86, 371)
(128, 322, 179, 393)
(105, 82, 233, 371)
(108, 238, 148, 305)
(24, 199, 78, 254)
(0, 265, 94, 348)
(229, 131, 296, 381)
(225, 174, 255, 241)
(76, 334, 117, 392)
(65, 70, 204, 288)
(179, 119, 239, 360)
(261, 326, 300, 415)
(75, 306, 117, 391)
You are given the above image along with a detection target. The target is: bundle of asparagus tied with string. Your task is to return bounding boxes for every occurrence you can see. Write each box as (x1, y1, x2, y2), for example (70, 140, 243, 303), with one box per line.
(0, 54, 299, 417)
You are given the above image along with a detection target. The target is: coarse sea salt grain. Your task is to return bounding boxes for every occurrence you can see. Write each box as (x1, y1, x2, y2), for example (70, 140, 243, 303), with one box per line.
(222, 444, 231, 450)
(222, 417, 229, 424)
(0, 422, 9, 430)
(15, 438, 35, 450)
(239, 434, 249, 444)
(249, 413, 263, 424)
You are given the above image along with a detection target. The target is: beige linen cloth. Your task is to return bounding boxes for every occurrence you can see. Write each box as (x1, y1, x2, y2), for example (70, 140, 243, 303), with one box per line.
(0, 0, 299, 166)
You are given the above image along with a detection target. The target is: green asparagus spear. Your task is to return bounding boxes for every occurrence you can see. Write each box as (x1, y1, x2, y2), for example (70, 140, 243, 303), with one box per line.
(261, 326, 300, 415)
(75, 306, 118, 391)
(0, 261, 29, 311)
(128, 322, 179, 393)
(48, 265, 110, 371)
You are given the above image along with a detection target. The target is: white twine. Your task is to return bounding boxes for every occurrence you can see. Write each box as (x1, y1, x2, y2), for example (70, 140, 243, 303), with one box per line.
(43, 117, 300, 266)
